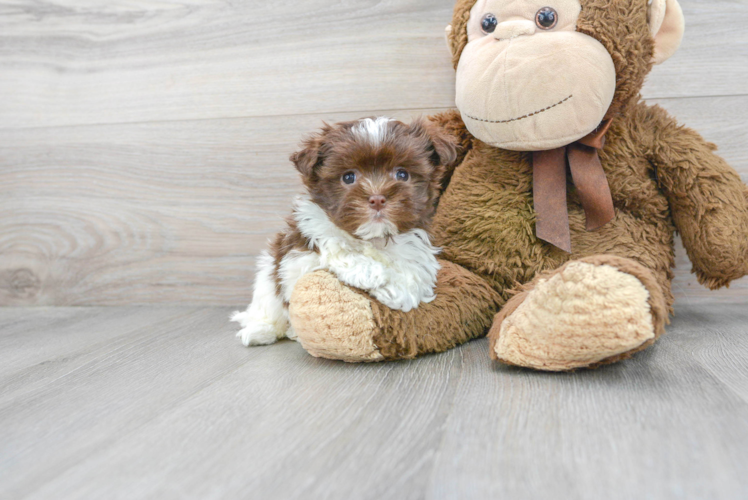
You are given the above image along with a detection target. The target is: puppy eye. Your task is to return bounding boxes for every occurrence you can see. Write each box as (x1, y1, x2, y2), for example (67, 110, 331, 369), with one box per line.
(395, 169, 410, 182)
(481, 13, 498, 34)
(535, 7, 558, 30)
(342, 172, 356, 185)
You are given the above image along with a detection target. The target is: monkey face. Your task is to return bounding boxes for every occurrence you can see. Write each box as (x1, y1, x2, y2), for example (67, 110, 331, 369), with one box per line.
(455, 0, 616, 151)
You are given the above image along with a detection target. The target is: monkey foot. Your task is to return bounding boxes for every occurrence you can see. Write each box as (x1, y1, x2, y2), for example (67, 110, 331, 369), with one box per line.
(288, 270, 384, 363)
(489, 256, 667, 371)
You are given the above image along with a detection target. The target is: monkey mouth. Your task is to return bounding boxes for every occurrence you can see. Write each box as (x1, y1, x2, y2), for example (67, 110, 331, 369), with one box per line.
(464, 95, 573, 124)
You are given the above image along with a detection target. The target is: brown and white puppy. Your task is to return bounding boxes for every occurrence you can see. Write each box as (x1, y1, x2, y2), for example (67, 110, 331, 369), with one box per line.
(232, 117, 457, 346)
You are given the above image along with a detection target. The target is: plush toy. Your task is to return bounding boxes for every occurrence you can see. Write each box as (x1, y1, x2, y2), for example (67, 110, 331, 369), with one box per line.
(286, 0, 748, 370)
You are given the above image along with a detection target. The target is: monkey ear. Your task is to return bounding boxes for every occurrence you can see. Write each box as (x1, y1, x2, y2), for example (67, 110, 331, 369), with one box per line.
(445, 25, 455, 59)
(648, 0, 685, 65)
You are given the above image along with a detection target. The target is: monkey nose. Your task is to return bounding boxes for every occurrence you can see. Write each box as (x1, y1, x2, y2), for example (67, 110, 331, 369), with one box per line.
(368, 195, 387, 211)
(494, 20, 536, 40)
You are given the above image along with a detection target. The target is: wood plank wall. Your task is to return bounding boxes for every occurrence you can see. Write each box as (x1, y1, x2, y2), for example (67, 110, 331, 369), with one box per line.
(1, 0, 746, 306)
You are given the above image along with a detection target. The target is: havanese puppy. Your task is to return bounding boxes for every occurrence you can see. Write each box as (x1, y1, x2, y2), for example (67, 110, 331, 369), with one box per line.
(232, 117, 457, 346)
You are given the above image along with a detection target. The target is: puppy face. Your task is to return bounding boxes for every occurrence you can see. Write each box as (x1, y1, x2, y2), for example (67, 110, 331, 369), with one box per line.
(290, 117, 457, 240)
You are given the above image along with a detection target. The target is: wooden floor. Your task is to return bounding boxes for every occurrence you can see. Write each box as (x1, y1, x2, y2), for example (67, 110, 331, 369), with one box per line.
(1, 303, 747, 499)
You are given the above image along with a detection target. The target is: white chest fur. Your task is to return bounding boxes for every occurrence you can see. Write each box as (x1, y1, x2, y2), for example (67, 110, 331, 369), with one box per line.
(232, 197, 441, 347)
(291, 196, 441, 312)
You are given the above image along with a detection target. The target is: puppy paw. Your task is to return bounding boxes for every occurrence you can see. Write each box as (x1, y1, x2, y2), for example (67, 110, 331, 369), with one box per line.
(286, 324, 299, 342)
(235, 322, 282, 346)
(230, 310, 252, 328)
(231, 311, 285, 346)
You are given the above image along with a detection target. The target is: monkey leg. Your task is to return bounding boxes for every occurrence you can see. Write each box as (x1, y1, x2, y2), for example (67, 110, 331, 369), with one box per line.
(488, 255, 668, 371)
(288, 260, 502, 362)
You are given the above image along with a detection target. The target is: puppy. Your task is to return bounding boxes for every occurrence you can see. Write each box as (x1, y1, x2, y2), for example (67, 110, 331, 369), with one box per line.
(232, 117, 457, 346)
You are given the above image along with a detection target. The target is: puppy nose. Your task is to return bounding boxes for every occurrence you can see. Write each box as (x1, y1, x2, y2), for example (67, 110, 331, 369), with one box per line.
(368, 195, 387, 211)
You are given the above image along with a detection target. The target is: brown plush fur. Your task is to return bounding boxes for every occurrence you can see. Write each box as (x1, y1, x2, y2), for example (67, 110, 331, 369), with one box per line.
(432, 105, 678, 311)
(421, 0, 746, 359)
(430, 101, 748, 310)
(427, 0, 748, 368)
(365, 259, 502, 359)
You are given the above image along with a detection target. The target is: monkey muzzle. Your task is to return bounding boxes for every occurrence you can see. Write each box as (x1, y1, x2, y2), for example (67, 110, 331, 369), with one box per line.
(455, 30, 616, 151)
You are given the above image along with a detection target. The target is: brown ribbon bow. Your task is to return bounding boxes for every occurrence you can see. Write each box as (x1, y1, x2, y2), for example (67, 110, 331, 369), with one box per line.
(532, 120, 615, 253)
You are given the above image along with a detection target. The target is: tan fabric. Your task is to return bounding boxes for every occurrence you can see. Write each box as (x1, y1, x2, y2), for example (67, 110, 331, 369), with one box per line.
(288, 260, 502, 362)
(649, 0, 685, 65)
(488, 255, 668, 371)
(289, 270, 384, 362)
(452, 0, 682, 149)
(456, 23, 616, 150)
(495, 263, 654, 371)
(449, 0, 662, 119)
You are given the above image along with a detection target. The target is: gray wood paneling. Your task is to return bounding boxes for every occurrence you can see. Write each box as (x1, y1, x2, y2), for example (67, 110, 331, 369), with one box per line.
(0, 304, 746, 499)
(0, 0, 745, 129)
(0, 108, 439, 305)
(2, 98, 746, 305)
(0, 0, 747, 305)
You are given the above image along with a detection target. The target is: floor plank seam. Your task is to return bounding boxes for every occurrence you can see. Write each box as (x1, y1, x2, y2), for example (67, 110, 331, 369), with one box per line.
(423, 347, 467, 500)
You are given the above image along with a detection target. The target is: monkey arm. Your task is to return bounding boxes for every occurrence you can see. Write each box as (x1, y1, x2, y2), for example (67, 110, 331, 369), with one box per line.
(428, 110, 474, 191)
(289, 259, 502, 361)
(368, 259, 502, 359)
(647, 104, 748, 289)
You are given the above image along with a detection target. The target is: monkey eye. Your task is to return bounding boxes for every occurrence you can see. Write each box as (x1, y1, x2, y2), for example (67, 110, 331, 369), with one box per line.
(480, 13, 498, 34)
(395, 169, 410, 181)
(342, 171, 356, 185)
(535, 7, 558, 30)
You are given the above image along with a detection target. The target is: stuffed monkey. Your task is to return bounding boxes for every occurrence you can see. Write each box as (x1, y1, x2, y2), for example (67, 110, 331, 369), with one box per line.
(287, 0, 748, 370)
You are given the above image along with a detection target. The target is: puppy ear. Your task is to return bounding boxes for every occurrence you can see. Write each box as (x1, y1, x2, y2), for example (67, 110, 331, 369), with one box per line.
(289, 142, 320, 179)
(290, 124, 331, 178)
(409, 118, 458, 168)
